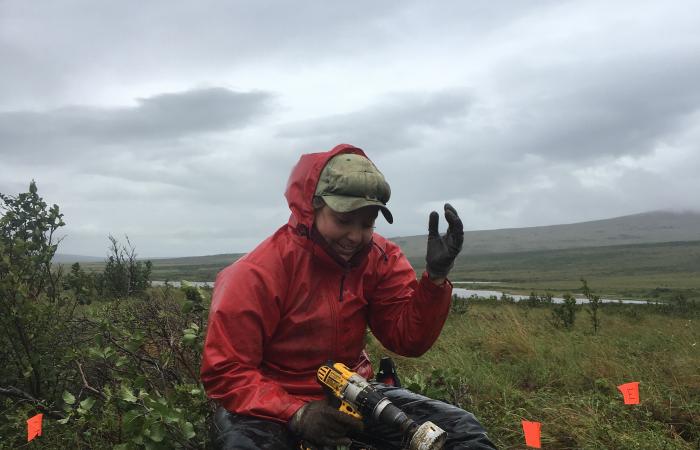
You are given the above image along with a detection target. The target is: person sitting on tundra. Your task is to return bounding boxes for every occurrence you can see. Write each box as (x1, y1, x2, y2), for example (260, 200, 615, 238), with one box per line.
(201, 143, 495, 449)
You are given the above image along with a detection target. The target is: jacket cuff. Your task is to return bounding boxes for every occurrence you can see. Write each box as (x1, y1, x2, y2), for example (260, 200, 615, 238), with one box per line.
(420, 270, 453, 289)
(282, 399, 307, 423)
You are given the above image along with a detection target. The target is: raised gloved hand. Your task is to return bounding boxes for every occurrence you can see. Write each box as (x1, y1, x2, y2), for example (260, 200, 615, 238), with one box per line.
(288, 399, 364, 447)
(426, 203, 464, 280)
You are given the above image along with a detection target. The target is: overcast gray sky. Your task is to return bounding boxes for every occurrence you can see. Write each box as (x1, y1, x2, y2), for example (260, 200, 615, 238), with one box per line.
(2, 0, 699, 257)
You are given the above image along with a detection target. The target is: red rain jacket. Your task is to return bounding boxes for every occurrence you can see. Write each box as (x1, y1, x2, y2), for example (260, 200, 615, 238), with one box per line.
(200, 144, 453, 423)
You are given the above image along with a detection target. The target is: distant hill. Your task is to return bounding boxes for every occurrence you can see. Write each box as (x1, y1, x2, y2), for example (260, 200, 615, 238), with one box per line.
(59, 210, 700, 283)
(53, 254, 104, 263)
(143, 253, 245, 281)
(391, 210, 700, 259)
(69, 253, 246, 282)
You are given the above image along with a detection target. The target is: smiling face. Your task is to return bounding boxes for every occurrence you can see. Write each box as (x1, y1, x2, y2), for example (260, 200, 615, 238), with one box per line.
(314, 205, 379, 261)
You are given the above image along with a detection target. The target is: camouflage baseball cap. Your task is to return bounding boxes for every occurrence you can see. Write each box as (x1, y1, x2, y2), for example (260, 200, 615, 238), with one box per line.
(315, 153, 393, 224)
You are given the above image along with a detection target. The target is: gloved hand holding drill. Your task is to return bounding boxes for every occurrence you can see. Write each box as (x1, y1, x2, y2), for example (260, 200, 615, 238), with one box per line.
(288, 399, 364, 447)
(426, 203, 464, 281)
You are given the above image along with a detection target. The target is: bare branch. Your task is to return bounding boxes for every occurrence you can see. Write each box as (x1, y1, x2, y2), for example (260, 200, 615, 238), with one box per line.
(75, 361, 106, 400)
(0, 385, 66, 419)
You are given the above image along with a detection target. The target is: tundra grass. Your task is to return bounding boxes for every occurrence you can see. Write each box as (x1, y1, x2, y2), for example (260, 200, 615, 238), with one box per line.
(366, 303, 700, 449)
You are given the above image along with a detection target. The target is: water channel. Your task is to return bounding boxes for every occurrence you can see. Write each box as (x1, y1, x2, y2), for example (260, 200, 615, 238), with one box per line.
(152, 281, 652, 305)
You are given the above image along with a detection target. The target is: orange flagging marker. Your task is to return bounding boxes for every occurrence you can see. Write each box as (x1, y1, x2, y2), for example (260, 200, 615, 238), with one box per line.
(27, 413, 43, 442)
(617, 381, 640, 404)
(521, 419, 541, 448)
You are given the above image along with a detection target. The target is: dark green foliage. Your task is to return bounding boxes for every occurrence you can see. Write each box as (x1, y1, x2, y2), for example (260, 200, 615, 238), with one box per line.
(647, 294, 700, 318)
(0, 181, 73, 401)
(0, 183, 212, 448)
(671, 294, 695, 314)
(550, 293, 578, 329)
(53, 287, 211, 449)
(450, 293, 469, 315)
(500, 292, 515, 303)
(1, 283, 212, 449)
(63, 262, 98, 305)
(181, 281, 206, 313)
(403, 368, 471, 409)
(582, 278, 602, 334)
(525, 291, 553, 308)
(98, 235, 152, 299)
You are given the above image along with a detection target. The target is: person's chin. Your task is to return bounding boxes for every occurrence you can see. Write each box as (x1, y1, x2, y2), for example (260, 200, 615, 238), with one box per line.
(334, 245, 357, 261)
(337, 252, 354, 261)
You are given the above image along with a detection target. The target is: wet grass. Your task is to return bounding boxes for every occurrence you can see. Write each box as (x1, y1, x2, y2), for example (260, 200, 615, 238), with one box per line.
(367, 302, 700, 449)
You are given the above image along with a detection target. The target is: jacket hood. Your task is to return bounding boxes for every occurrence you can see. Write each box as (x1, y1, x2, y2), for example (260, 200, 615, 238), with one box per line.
(284, 144, 368, 232)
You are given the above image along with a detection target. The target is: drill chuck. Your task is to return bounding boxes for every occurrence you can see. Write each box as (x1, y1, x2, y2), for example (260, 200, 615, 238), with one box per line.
(373, 400, 446, 450)
(410, 421, 448, 450)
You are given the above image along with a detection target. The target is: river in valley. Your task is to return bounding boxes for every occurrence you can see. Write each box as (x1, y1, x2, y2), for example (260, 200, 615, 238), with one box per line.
(152, 281, 652, 305)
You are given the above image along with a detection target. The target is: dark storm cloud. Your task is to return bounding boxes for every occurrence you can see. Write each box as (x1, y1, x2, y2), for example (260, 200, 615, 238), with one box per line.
(0, 88, 272, 161)
(277, 89, 473, 153)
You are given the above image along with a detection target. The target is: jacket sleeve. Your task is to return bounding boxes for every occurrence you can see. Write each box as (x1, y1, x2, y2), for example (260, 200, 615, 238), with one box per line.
(367, 245, 453, 357)
(200, 261, 305, 423)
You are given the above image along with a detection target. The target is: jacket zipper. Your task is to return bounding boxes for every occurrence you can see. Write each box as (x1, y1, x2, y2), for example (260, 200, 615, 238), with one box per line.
(333, 268, 349, 360)
(329, 293, 338, 360)
(339, 270, 347, 302)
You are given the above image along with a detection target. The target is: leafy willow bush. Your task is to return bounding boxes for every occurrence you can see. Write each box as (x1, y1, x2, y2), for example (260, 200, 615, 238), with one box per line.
(63, 262, 98, 305)
(1, 181, 71, 403)
(0, 183, 213, 449)
(99, 235, 153, 299)
(54, 287, 212, 449)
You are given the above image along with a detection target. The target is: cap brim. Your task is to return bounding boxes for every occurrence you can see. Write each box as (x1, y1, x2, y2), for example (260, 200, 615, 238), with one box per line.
(322, 195, 393, 224)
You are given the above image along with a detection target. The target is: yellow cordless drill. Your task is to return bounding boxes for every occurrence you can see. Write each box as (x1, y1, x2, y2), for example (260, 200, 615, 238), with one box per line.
(315, 361, 447, 450)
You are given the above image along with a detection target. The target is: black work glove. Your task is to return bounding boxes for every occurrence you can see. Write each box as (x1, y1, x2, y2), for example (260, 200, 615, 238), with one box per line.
(426, 203, 464, 279)
(288, 399, 364, 447)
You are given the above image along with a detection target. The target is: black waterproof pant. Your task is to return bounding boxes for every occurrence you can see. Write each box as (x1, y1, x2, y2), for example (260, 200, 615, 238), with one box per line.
(211, 383, 496, 449)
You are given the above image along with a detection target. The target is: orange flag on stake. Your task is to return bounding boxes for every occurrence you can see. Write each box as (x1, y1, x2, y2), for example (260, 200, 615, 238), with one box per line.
(522, 420, 541, 448)
(618, 381, 640, 404)
(27, 413, 43, 442)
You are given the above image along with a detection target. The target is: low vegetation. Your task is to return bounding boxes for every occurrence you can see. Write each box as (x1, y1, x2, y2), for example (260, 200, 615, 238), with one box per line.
(373, 299, 700, 449)
(2, 183, 698, 449)
(1, 183, 210, 449)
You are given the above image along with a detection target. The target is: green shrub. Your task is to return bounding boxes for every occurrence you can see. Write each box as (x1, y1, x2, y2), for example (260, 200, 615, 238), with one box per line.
(0, 181, 72, 400)
(550, 293, 578, 329)
(0, 182, 212, 449)
(403, 367, 471, 408)
(524, 291, 553, 308)
(99, 235, 152, 299)
(450, 293, 469, 315)
(582, 278, 602, 334)
(63, 262, 98, 305)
